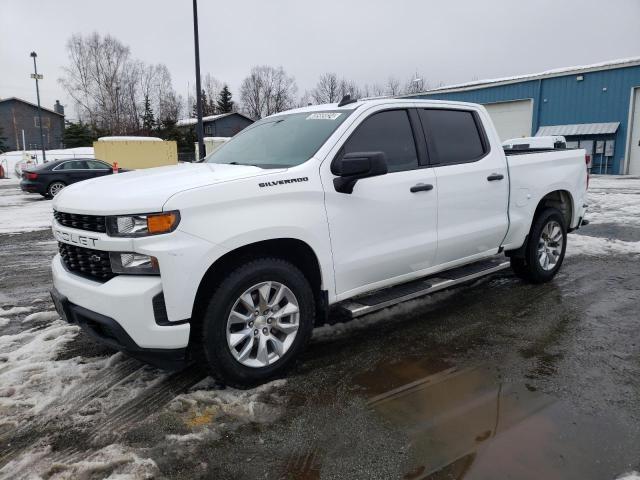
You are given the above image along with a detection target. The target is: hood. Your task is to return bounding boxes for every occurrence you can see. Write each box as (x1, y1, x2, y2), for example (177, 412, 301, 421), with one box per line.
(53, 162, 284, 215)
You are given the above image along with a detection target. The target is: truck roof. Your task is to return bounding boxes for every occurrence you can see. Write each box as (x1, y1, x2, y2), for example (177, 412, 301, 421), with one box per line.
(274, 97, 482, 117)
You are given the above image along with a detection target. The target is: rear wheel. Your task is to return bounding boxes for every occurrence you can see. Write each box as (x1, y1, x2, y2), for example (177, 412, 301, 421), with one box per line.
(200, 258, 315, 388)
(510, 208, 567, 283)
(47, 181, 66, 197)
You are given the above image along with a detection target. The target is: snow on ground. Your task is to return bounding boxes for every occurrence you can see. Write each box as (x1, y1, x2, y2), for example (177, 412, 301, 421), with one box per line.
(584, 175, 640, 225)
(566, 175, 640, 256)
(617, 473, 640, 480)
(566, 234, 640, 257)
(1, 444, 160, 480)
(0, 187, 52, 234)
(0, 318, 97, 419)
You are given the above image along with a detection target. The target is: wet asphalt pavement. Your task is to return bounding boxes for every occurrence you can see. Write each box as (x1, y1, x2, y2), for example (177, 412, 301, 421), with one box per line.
(0, 178, 639, 479)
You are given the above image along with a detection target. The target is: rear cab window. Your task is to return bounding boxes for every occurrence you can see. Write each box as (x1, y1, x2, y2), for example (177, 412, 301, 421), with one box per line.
(418, 109, 488, 165)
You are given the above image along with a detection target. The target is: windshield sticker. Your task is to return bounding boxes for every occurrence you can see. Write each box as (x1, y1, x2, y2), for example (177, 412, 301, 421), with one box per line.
(306, 113, 342, 120)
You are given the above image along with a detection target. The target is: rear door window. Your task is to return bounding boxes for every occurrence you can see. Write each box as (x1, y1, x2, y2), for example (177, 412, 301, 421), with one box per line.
(418, 109, 487, 165)
(57, 160, 87, 170)
(343, 109, 419, 173)
(86, 160, 111, 170)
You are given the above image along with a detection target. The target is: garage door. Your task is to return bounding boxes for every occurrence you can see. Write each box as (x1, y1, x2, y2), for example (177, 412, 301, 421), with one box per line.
(483, 100, 533, 141)
(628, 88, 640, 175)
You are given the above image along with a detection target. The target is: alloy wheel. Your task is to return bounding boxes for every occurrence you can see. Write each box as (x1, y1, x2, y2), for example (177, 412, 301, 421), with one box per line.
(537, 220, 563, 271)
(226, 281, 300, 368)
(49, 182, 65, 196)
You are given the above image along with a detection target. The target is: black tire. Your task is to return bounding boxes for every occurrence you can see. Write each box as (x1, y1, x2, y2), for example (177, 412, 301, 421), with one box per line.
(510, 207, 567, 283)
(47, 181, 66, 197)
(200, 258, 315, 388)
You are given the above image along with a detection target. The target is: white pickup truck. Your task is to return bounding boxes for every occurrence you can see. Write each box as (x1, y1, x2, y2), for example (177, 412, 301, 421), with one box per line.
(50, 98, 589, 386)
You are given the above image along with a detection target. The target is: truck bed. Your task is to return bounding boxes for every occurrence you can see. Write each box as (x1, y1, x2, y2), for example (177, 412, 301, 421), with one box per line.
(501, 147, 588, 251)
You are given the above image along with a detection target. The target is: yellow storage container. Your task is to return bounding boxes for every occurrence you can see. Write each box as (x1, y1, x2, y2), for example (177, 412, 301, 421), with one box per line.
(93, 137, 177, 170)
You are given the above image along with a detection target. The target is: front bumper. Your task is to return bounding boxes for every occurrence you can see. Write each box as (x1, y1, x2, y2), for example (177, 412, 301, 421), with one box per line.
(52, 254, 190, 354)
(51, 286, 187, 369)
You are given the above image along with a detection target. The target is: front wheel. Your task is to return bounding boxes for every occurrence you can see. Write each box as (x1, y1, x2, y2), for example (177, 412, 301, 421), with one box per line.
(510, 207, 567, 283)
(200, 258, 315, 388)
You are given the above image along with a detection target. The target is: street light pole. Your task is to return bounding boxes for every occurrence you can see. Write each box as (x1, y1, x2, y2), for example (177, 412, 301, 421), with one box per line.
(30, 51, 46, 163)
(192, 0, 205, 161)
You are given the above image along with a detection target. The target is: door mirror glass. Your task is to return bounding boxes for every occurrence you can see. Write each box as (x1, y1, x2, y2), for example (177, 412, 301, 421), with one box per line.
(332, 151, 388, 194)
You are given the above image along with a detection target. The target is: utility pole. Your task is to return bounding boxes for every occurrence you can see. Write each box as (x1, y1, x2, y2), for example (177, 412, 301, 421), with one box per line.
(30, 51, 46, 163)
(192, 0, 205, 160)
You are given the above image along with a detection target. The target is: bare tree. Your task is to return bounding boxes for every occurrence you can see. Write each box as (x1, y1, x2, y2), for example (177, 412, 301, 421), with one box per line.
(240, 65, 297, 119)
(385, 76, 401, 96)
(60, 32, 182, 135)
(403, 74, 428, 95)
(154, 64, 182, 122)
(369, 83, 386, 97)
(338, 79, 362, 99)
(297, 90, 314, 107)
(311, 72, 342, 104)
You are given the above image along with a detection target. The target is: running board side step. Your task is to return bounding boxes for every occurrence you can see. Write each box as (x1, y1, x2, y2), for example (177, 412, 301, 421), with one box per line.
(337, 257, 511, 318)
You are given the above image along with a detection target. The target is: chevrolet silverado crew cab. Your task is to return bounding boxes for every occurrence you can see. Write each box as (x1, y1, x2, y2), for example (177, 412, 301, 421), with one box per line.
(50, 98, 589, 387)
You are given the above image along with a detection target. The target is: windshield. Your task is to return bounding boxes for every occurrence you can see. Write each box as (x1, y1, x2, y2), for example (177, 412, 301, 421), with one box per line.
(204, 110, 352, 168)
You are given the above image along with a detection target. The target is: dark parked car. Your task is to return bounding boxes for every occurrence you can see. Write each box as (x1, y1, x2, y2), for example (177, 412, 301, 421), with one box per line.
(20, 159, 125, 198)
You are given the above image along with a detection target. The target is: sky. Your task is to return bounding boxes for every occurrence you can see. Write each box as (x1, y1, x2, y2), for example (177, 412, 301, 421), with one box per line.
(2, 0, 639, 119)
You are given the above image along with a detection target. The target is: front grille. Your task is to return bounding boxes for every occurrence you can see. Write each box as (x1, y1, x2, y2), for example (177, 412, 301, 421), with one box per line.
(54, 210, 107, 233)
(58, 243, 115, 282)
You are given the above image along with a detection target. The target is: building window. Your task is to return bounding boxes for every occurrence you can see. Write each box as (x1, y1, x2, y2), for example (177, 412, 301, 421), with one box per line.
(205, 125, 213, 135)
(34, 117, 50, 128)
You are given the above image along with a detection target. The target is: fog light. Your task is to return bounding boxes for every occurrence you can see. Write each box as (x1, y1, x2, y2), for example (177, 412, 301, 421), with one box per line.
(110, 252, 160, 275)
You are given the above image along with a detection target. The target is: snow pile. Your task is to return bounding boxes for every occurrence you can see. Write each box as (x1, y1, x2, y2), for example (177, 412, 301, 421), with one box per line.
(0, 307, 146, 428)
(616, 473, 640, 480)
(0, 444, 159, 480)
(0, 184, 53, 234)
(567, 234, 640, 257)
(165, 378, 287, 443)
(0, 319, 92, 418)
(22, 311, 59, 323)
(98, 136, 162, 142)
(0, 306, 33, 316)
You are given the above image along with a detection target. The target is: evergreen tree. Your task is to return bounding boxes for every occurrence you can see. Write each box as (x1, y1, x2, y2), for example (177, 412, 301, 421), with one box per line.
(62, 121, 96, 148)
(193, 90, 218, 117)
(157, 117, 182, 143)
(0, 125, 7, 152)
(141, 95, 156, 135)
(216, 84, 234, 113)
(206, 94, 217, 116)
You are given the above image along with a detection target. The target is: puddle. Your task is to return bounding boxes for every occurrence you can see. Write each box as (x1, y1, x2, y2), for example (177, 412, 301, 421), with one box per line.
(359, 365, 638, 480)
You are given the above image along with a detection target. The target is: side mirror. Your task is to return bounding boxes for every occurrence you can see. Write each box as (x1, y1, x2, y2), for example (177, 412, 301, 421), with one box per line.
(331, 151, 388, 194)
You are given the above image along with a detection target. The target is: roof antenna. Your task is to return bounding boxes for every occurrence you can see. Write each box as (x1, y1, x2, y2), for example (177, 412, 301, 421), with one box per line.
(337, 94, 357, 107)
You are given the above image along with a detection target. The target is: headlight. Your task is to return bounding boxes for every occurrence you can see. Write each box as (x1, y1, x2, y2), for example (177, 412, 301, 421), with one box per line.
(110, 252, 160, 275)
(106, 211, 180, 237)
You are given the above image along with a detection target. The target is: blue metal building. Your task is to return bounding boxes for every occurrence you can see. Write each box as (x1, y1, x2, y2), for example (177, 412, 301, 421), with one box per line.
(408, 57, 640, 175)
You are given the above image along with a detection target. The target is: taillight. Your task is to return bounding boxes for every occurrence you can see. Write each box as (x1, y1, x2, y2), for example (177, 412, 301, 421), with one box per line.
(585, 154, 590, 189)
(26, 172, 38, 180)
